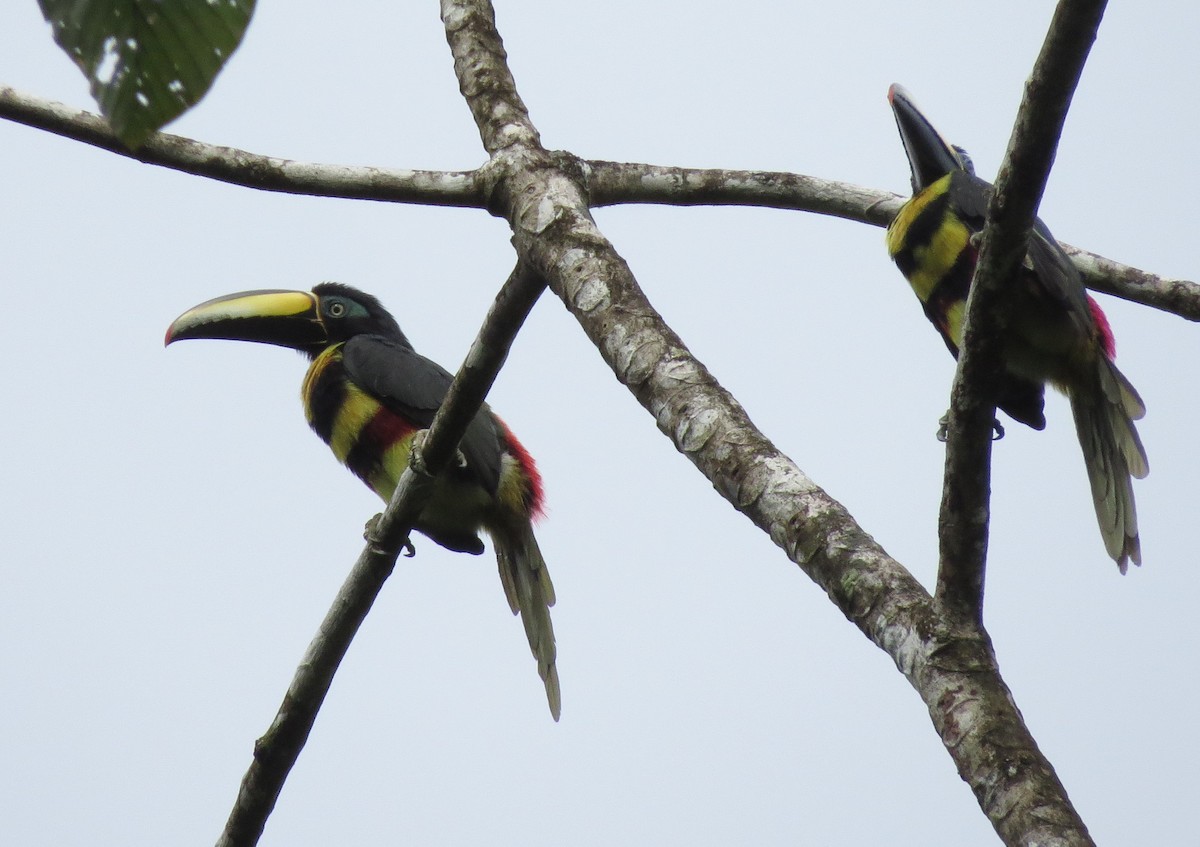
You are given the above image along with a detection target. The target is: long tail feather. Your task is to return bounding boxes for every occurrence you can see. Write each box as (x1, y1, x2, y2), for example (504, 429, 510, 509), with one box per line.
(1070, 358, 1149, 573)
(495, 526, 559, 720)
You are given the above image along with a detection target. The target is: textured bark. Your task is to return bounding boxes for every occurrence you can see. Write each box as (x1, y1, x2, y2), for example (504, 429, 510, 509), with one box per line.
(1, 84, 1194, 318)
(1065, 245, 1200, 321)
(0, 84, 482, 207)
(586, 159, 899, 223)
(0, 4, 1157, 844)
(442, 0, 1095, 843)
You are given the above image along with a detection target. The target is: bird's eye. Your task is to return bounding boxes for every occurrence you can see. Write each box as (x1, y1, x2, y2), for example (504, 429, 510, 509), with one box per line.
(327, 301, 346, 318)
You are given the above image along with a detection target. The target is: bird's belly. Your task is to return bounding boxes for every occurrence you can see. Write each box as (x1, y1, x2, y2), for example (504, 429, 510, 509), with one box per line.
(1004, 297, 1095, 387)
(414, 476, 495, 552)
(365, 445, 494, 552)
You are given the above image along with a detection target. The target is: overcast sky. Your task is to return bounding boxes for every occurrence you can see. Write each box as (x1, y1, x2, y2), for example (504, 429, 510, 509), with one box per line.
(1, 2, 1196, 845)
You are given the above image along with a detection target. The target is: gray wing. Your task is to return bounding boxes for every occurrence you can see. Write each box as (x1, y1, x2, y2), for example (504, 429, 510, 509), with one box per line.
(1026, 220, 1096, 320)
(951, 171, 1093, 320)
(341, 335, 504, 494)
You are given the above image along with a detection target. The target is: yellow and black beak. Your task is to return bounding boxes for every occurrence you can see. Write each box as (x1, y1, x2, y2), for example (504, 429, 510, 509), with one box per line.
(165, 289, 327, 351)
(889, 84, 971, 192)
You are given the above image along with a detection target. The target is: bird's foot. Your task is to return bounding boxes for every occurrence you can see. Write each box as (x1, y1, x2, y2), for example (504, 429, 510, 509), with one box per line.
(409, 428, 467, 475)
(363, 514, 388, 554)
(936, 412, 1005, 442)
(408, 430, 432, 477)
(363, 513, 416, 557)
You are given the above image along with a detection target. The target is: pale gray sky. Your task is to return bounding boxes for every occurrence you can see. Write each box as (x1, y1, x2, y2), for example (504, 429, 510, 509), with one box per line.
(1, 2, 1196, 845)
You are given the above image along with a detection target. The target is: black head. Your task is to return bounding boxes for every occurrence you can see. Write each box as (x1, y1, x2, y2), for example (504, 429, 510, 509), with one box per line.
(312, 283, 410, 346)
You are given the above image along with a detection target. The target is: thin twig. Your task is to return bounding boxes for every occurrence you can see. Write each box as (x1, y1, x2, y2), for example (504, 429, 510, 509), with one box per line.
(935, 0, 1110, 626)
(214, 263, 546, 847)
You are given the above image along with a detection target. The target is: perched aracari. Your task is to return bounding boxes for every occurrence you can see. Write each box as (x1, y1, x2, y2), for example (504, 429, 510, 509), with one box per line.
(165, 283, 560, 718)
(884, 84, 1148, 571)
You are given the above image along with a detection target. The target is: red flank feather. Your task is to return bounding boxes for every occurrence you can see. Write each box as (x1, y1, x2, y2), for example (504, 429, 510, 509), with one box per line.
(495, 417, 545, 520)
(1087, 295, 1116, 360)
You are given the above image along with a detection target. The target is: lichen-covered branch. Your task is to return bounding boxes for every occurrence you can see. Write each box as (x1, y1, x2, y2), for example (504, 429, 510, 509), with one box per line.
(1066, 244, 1200, 321)
(0, 84, 481, 207)
(441, 0, 1095, 843)
(2, 84, 1194, 320)
(441, 0, 539, 155)
(586, 159, 900, 223)
(517, 154, 1094, 847)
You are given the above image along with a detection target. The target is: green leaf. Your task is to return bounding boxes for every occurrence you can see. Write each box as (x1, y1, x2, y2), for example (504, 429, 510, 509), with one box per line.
(38, 0, 256, 149)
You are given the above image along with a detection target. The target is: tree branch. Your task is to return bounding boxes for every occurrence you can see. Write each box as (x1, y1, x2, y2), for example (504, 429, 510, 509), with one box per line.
(441, 0, 1094, 843)
(3, 83, 1195, 321)
(586, 159, 900, 223)
(936, 0, 1109, 623)
(521, 161, 1095, 847)
(1065, 244, 1200, 320)
(588, 160, 1200, 321)
(441, 0, 540, 156)
(214, 263, 546, 847)
(0, 84, 482, 207)
(3, 0, 1136, 836)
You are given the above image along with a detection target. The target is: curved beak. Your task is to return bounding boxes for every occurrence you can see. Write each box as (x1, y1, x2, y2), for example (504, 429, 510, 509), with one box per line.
(888, 84, 969, 192)
(165, 289, 326, 351)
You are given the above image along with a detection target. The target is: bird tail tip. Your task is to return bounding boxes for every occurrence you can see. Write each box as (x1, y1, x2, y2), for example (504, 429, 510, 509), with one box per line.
(494, 525, 560, 720)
